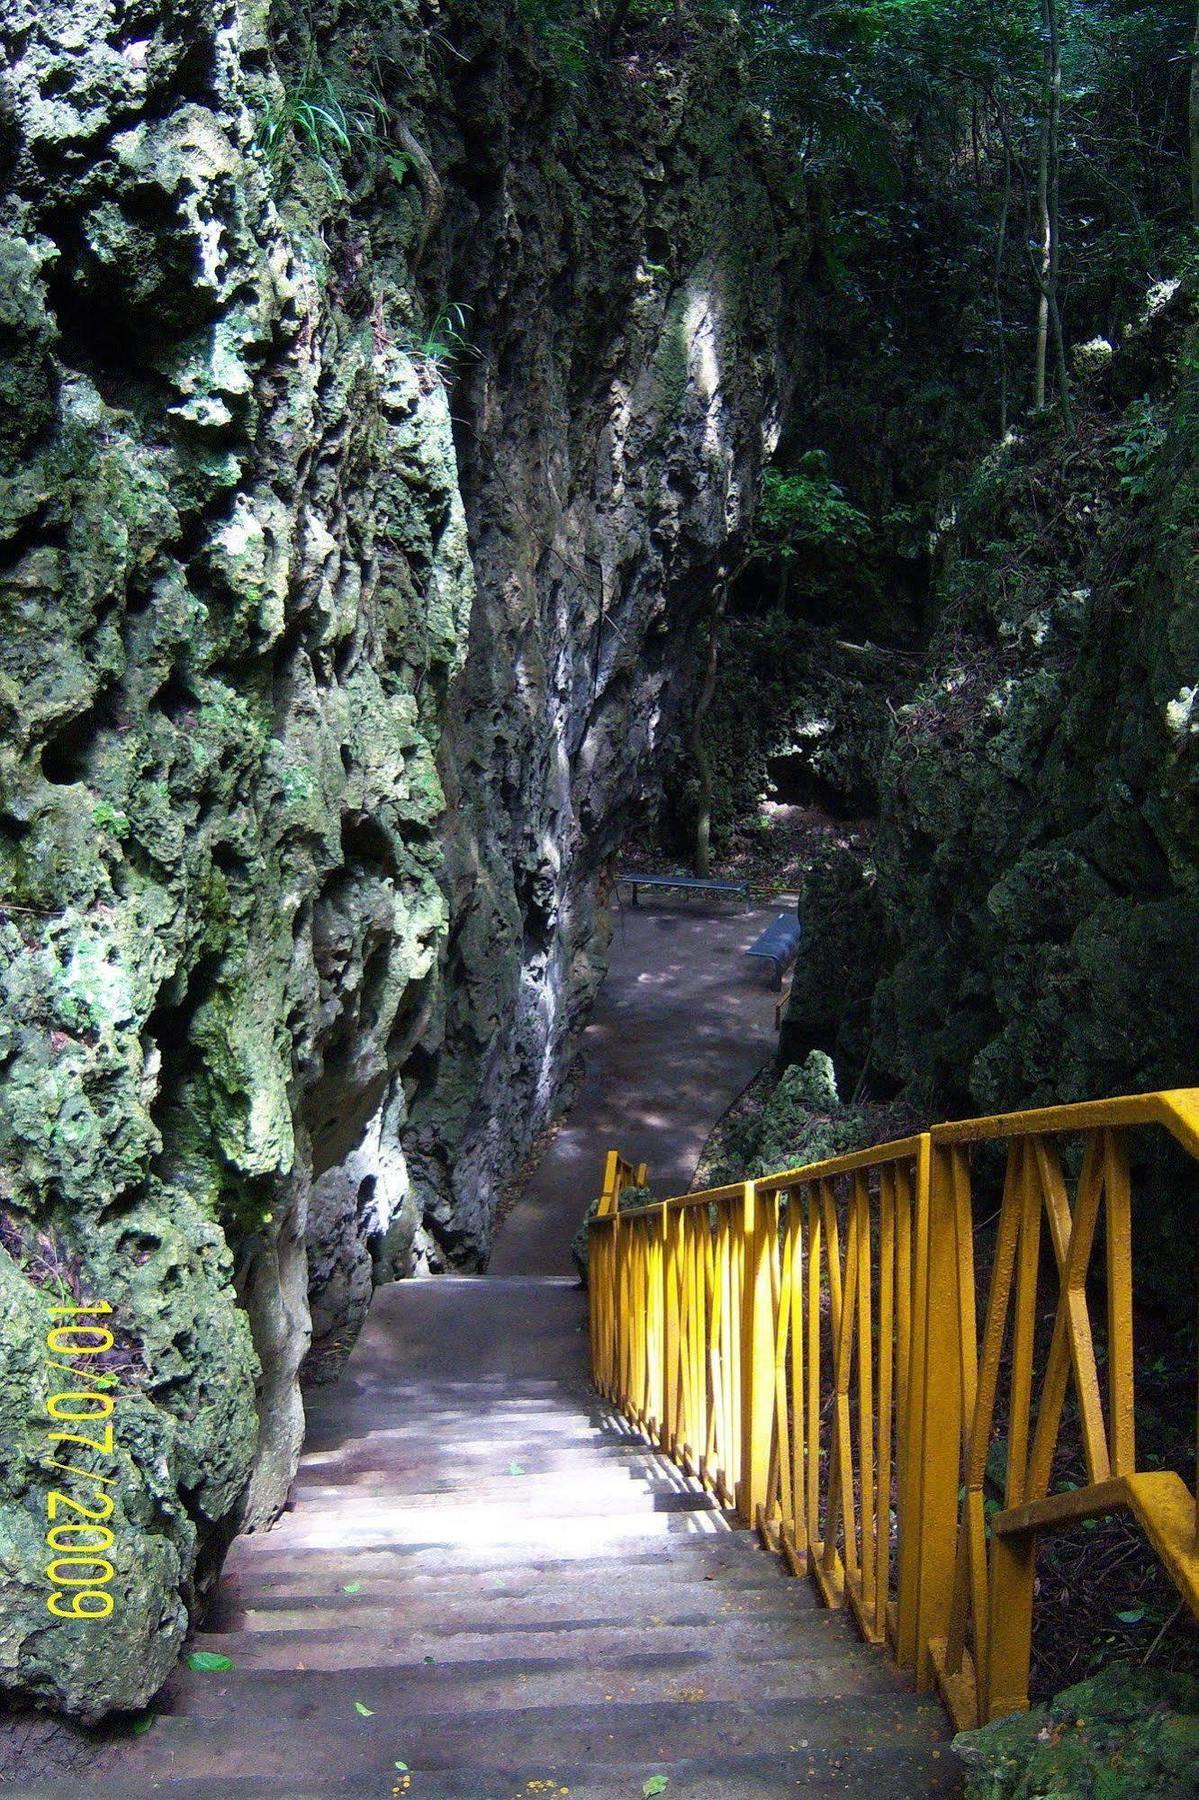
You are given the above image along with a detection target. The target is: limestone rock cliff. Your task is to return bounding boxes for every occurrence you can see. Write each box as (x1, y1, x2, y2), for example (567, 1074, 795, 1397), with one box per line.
(0, 0, 471, 1717)
(402, 10, 802, 1265)
(0, 0, 797, 1717)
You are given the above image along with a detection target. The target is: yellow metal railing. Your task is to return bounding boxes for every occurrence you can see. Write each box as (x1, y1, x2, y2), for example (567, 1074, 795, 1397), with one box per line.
(588, 1090, 1199, 1730)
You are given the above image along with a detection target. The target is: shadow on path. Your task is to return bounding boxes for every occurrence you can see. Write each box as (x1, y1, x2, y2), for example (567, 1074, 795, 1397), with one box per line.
(488, 899, 783, 1276)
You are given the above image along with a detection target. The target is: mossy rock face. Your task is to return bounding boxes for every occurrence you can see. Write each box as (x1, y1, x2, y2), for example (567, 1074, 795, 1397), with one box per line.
(779, 289, 1199, 1309)
(870, 299, 1199, 1137)
(701, 1050, 913, 1190)
(400, 8, 807, 1270)
(0, 0, 472, 1718)
(954, 1666, 1199, 1799)
(780, 854, 884, 1092)
(0, 0, 801, 1720)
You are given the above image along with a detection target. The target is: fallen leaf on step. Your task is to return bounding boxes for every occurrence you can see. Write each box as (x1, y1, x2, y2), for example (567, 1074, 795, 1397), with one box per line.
(643, 1778, 669, 1797)
(508, 1461, 526, 1475)
(343, 1581, 363, 1593)
(185, 1651, 233, 1672)
(354, 1701, 374, 1716)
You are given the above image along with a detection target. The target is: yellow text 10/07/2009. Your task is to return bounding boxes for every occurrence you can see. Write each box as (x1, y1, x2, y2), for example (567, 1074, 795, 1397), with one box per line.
(42, 1301, 121, 1621)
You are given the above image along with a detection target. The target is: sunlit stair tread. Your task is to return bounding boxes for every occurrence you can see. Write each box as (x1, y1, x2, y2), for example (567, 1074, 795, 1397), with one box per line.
(192, 1615, 883, 1667)
(288, 1477, 724, 1511)
(70, 1275, 957, 1800)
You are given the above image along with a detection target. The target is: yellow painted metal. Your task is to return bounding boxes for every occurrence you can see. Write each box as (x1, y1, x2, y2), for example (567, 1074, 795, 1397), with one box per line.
(587, 1089, 1199, 1732)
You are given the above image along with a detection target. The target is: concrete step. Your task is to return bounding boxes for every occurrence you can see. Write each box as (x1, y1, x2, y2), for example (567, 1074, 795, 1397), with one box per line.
(212, 1555, 820, 1612)
(183, 1635, 916, 1704)
(14, 1742, 963, 1800)
(71, 1273, 958, 1800)
(193, 1611, 880, 1668)
(112, 1693, 953, 1787)
(238, 1506, 735, 1555)
(289, 1476, 722, 1514)
(223, 1540, 805, 1599)
(211, 1576, 829, 1630)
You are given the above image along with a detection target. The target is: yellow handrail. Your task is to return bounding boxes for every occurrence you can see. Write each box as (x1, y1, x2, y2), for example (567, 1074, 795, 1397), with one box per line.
(587, 1090, 1199, 1730)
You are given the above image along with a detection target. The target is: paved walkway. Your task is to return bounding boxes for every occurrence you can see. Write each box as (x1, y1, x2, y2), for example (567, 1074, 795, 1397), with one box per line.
(489, 898, 783, 1275)
(25, 894, 959, 1798)
(84, 1278, 955, 1799)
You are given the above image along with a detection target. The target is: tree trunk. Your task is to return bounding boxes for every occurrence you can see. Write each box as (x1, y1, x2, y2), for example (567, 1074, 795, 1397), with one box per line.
(689, 581, 729, 878)
(1033, 25, 1051, 409)
(994, 115, 1013, 438)
(1034, 0, 1073, 431)
(1190, 4, 1199, 221)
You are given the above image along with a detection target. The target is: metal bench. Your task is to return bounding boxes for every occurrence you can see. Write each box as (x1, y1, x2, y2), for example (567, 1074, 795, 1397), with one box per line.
(746, 913, 802, 990)
(618, 871, 750, 910)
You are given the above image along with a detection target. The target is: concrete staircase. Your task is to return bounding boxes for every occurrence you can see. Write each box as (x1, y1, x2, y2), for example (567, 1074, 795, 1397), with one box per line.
(45, 1276, 959, 1799)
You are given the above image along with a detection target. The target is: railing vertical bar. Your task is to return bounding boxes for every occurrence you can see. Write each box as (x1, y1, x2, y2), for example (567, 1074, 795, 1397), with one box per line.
(1006, 1142, 1039, 1508)
(1026, 1134, 1106, 1501)
(951, 1146, 987, 1702)
(828, 1186, 859, 1585)
(709, 1208, 725, 1494)
(707, 1214, 724, 1489)
(806, 1187, 822, 1560)
(741, 1180, 775, 1529)
(896, 1134, 932, 1675)
(771, 1196, 792, 1530)
(788, 1194, 807, 1562)
(1103, 1129, 1135, 1477)
(987, 1140, 1041, 1726)
(909, 1139, 962, 1689)
(876, 1166, 896, 1637)
(855, 1171, 875, 1611)
(893, 1157, 913, 1645)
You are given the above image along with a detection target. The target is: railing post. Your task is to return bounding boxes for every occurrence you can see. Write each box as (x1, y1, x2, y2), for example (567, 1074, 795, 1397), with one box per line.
(611, 1175, 624, 1409)
(904, 1137, 965, 1689)
(739, 1179, 774, 1528)
(661, 1202, 680, 1458)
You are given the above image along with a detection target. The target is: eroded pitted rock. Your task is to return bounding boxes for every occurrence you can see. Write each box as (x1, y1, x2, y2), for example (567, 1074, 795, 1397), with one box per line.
(0, 0, 471, 1717)
(0, 0, 798, 1721)
(403, 15, 804, 1266)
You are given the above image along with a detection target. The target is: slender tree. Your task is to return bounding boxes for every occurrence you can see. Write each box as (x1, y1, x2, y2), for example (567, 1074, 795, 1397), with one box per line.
(1190, 1, 1199, 220)
(1033, 0, 1073, 429)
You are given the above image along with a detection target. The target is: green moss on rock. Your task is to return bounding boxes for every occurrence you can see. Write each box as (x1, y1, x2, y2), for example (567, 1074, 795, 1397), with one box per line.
(954, 1666, 1199, 1800)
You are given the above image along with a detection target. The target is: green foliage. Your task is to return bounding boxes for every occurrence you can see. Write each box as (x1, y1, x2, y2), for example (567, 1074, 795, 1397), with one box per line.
(1112, 396, 1168, 498)
(403, 303, 478, 383)
(91, 801, 131, 840)
(745, 0, 1039, 180)
(703, 1051, 909, 1185)
(754, 455, 870, 559)
(514, 0, 592, 79)
(257, 41, 390, 196)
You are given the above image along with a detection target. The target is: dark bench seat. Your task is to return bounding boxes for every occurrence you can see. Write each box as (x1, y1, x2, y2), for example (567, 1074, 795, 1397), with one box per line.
(618, 871, 750, 910)
(746, 913, 802, 989)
